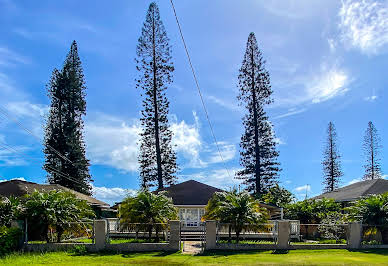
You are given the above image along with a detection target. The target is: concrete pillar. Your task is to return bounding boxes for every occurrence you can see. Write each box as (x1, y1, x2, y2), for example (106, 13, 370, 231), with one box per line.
(94, 220, 107, 251)
(206, 220, 217, 250)
(169, 220, 180, 250)
(277, 220, 290, 249)
(348, 222, 362, 249)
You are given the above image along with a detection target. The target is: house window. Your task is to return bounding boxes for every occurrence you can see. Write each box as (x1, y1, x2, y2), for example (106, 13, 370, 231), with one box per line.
(179, 208, 205, 227)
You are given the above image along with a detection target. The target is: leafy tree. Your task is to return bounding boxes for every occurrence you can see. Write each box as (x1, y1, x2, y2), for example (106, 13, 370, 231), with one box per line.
(322, 122, 343, 192)
(0, 197, 22, 227)
(136, 2, 178, 190)
(119, 190, 177, 241)
(363, 121, 382, 180)
(260, 184, 295, 208)
(203, 189, 268, 243)
(284, 198, 341, 224)
(235, 32, 280, 198)
(24, 190, 94, 243)
(347, 192, 388, 243)
(44, 41, 92, 195)
(318, 212, 346, 243)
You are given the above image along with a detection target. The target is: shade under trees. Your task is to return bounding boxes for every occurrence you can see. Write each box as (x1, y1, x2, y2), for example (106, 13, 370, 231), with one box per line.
(119, 190, 177, 242)
(43, 41, 92, 195)
(363, 121, 382, 180)
(136, 2, 178, 190)
(322, 122, 343, 192)
(203, 189, 268, 243)
(235, 32, 280, 198)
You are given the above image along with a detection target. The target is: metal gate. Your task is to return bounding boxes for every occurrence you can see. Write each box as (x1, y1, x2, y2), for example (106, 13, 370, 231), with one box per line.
(180, 221, 206, 253)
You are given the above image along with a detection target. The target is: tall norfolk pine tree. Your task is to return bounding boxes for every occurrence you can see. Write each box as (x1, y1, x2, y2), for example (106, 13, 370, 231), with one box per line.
(322, 122, 343, 192)
(136, 3, 177, 189)
(236, 33, 280, 198)
(363, 121, 382, 180)
(44, 41, 92, 195)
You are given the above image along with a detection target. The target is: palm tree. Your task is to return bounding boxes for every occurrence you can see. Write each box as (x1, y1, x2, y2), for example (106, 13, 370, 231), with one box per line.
(203, 189, 268, 243)
(119, 190, 177, 242)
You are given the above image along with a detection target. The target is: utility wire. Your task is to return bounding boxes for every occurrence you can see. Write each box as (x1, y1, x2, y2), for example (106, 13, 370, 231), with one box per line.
(169, 0, 232, 179)
(0, 106, 74, 165)
(0, 142, 85, 186)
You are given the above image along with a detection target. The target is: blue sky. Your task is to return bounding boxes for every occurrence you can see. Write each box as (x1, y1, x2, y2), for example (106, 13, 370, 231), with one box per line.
(0, 0, 388, 205)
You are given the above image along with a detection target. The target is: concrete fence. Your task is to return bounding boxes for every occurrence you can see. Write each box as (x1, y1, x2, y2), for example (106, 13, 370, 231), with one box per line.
(18, 220, 181, 253)
(12, 219, 373, 252)
(205, 220, 365, 250)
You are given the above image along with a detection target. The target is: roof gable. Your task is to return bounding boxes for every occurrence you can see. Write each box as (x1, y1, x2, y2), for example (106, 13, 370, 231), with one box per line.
(0, 180, 109, 207)
(314, 179, 388, 202)
(158, 180, 223, 205)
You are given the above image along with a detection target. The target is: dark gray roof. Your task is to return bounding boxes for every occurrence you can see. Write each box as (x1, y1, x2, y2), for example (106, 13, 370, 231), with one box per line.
(313, 179, 388, 202)
(0, 180, 109, 207)
(157, 180, 224, 206)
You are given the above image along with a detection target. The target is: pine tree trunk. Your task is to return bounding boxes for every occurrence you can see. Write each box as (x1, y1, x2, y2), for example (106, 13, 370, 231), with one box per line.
(151, 9, 164, 190)
(251, 48, 261, 197)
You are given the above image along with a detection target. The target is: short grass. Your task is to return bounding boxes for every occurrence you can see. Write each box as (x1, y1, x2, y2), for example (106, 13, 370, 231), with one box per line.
(30, 238, 167, 244)
(2, 249, 388, 265)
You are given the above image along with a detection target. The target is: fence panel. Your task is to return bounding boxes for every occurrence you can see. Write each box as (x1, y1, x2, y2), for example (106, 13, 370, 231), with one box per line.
(216, 222, 278, 244)
(25, 219, 95, 244)
(290, 223, 348, 245)
(106, 219, 170, 244)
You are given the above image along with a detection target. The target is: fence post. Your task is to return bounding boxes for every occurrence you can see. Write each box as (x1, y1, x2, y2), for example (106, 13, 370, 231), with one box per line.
(206, 220, 217, 250)
(348, 222, 362, 249)
(94, 220, 107, 251)
(277, 220, 290, 249)
(169, 220, 180, 251)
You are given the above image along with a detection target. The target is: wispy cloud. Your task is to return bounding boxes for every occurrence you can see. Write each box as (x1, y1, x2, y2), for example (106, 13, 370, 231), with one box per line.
(364, 95, 378, 102)
(274, 108, 307, 119)
(92, 185, 136, 206)
(308, 65, 350, 103)
(207, 95, 241, 112)
(339, 0, 388, 55)
(294, 184, 311, 192)
(180, 168, 241, 190)
(347, 178, 362, 185)
(0, 47, 31, 67)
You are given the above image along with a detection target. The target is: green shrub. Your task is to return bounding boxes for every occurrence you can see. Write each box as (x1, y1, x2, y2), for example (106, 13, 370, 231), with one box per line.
(0, 226, 22, 256)
(70, 245, 88, 255)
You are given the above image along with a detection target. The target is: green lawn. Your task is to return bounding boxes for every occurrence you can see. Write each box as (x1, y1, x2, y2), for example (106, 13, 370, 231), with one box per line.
(1, 249, 388, 265)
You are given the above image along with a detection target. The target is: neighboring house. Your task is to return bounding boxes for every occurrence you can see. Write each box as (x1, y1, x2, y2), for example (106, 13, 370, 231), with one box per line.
(157, 180, 283, 227)
(313, 179, 388, 204)
(0, 179, 115, 218)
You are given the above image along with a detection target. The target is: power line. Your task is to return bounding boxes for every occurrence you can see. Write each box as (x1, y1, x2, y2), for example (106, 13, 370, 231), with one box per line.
(0, 106, 74, 165)
(169, 0, 232, 179)
(0, 141, 85, 186)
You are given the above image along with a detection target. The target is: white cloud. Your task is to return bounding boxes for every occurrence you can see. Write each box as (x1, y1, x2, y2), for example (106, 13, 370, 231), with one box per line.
(207, 95, 241, 112)
(0, 177, 26, 182)
(328, 38, 336, 52)
(294, 184, 311, 192)
(308, 65, 349, 103)
(0, 145, 30, 166)
(364, 95, 378, 102)
(92, 185, 136, 206)
(180, 168, 241, 190)
(347, 178, 362, 185)
(170, 111, 204, 167)
(85, 114, 141, 172)
(274, 108, 307, 119)
(207, 142, 237, 164)
(274, 62, 350, 107)
(339, 0, 388, 54)
(0, 47, 31, 67)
